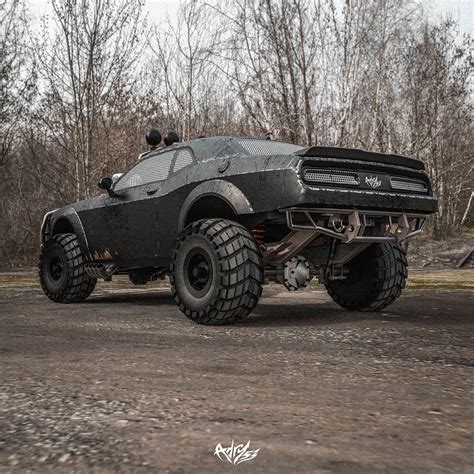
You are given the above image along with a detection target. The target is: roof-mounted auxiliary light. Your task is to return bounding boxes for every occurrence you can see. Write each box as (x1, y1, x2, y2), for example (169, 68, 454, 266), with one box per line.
(164, 131, 180, 147)
(146, 129, 162, 149)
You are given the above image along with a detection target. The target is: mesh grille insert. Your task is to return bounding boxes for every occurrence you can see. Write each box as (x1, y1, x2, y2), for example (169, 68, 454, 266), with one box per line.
(390, 177, 427, 193)
(304, 168, 360, 186)
(236, 139, 304, 155)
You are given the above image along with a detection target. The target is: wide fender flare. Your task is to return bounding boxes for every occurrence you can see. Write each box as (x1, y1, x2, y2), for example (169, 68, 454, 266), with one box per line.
(46, 208, 91, 258)
(178, 179, 254, 232)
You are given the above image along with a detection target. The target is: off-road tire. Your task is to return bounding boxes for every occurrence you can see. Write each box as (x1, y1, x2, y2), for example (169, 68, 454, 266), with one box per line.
(170, 219, 263, 325)
(325, 242, 407, 312)
(39, 233, 96, 303)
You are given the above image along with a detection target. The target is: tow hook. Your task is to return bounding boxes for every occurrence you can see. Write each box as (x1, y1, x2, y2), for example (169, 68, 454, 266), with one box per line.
(329, 215, 344, 233)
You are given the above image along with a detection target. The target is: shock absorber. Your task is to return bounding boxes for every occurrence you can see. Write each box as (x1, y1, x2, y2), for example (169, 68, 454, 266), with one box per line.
(250, 225, 265, 245)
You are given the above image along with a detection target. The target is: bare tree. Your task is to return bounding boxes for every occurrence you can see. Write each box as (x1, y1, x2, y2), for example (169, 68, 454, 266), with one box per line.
(404, 21, 473, 239)
(1, 0, 37, 264)
(150, 1, 222, 140)
(1, 0, 35, 167)
(215, 0, 320, 144)
(1, 0, 472, 265)
(33, 0, 147, 200)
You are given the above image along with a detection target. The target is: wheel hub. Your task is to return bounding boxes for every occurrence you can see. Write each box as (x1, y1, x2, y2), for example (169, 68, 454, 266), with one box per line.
(188, 253, 210, 291)
(184, 249, 213, 298)
(49, 256, 64, 281)
(281, 255, 311, 291)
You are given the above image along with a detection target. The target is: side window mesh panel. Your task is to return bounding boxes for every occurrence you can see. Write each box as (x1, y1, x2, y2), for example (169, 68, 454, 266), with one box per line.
(236, 139, 303, 155)
(115, 151, 174, 190)
(173, 148, 194, 173)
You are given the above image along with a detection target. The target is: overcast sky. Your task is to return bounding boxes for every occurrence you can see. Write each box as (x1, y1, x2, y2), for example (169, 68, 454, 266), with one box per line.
(144, 0, 473, 34)
(27, 0, 474, 36)
(426, 0, 473, 34)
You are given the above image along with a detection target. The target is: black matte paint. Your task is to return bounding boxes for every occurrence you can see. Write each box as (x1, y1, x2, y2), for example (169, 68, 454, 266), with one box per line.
(41, 137, 438, 269)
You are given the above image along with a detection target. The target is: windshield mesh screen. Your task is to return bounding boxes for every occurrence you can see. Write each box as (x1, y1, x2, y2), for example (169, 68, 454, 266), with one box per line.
(236, 139, 303, 155)
(115, 151, 174, 190)
(173, 148, 194, 172)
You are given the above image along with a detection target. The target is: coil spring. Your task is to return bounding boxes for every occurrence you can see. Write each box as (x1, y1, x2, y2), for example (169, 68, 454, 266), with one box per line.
(250, 225, 265, 245)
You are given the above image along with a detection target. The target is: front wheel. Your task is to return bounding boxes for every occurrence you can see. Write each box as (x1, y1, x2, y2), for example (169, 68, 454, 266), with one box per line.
(170, 219, 263, 325)
(39, 233, 96, 303)
(325, 242, 407, 312)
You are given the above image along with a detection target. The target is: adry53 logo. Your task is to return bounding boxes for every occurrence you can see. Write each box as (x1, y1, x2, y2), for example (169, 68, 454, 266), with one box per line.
(214, 440, 260, 465)
(365, 175, 382, 189)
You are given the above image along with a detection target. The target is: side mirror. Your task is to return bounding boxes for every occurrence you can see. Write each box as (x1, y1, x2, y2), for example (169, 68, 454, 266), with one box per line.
(112, 172, 124, 183)
(98, 177, 114, 196)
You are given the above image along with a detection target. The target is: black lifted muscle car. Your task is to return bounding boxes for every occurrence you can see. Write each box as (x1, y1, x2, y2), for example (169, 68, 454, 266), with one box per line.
(39, 130, 437, 325)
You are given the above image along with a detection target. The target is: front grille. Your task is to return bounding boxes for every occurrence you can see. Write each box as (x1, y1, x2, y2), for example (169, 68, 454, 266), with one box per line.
(304, 168, 359, 186)
(390, 177, 428, 193)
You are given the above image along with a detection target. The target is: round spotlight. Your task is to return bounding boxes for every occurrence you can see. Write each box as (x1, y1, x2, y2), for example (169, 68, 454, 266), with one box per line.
(146, 129, 162, 147)
(164, 131, 180, 147)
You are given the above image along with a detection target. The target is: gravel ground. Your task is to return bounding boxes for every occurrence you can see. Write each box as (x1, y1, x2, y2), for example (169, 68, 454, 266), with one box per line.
(0, 275, 473, 473)
(407, 231, 474, 269)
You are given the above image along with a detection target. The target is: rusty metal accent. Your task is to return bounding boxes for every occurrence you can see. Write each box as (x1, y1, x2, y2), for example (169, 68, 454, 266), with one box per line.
(284, 208, 426, 243)
(262, 230, 318, 265)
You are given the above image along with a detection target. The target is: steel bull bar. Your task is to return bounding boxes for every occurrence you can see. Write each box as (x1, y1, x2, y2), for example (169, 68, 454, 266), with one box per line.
(283, 207, 427, 243)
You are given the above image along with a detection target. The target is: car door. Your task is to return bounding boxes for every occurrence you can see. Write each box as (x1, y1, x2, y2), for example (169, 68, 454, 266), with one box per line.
(122, 146, 197, 267)
(77, 150, 175, 267)
(108, 149, 177, 267)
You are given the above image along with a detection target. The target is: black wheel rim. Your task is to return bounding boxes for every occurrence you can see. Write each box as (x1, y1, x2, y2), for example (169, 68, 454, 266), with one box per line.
(49, 256, 64, 281)
(42, 246, 68, 291)
(184, 249, 213, 298)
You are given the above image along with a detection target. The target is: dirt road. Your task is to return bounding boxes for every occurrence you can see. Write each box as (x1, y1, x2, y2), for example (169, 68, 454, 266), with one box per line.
(0, 273, 473, 472)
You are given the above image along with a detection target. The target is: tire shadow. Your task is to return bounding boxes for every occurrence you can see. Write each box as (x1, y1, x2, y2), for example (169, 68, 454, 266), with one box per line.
(84, 290, 175, 306)
(243, 302, 369, 327)
(82, 289, 471, 327)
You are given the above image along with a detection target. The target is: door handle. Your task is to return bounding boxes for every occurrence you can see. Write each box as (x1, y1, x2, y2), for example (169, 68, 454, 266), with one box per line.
(147, 189, 158, 195)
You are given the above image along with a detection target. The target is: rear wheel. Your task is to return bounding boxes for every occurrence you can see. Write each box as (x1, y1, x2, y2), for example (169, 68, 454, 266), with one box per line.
(325, 242, 407, 312)
(39, 233, 96, 303)
(170, 219, 263, 325)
